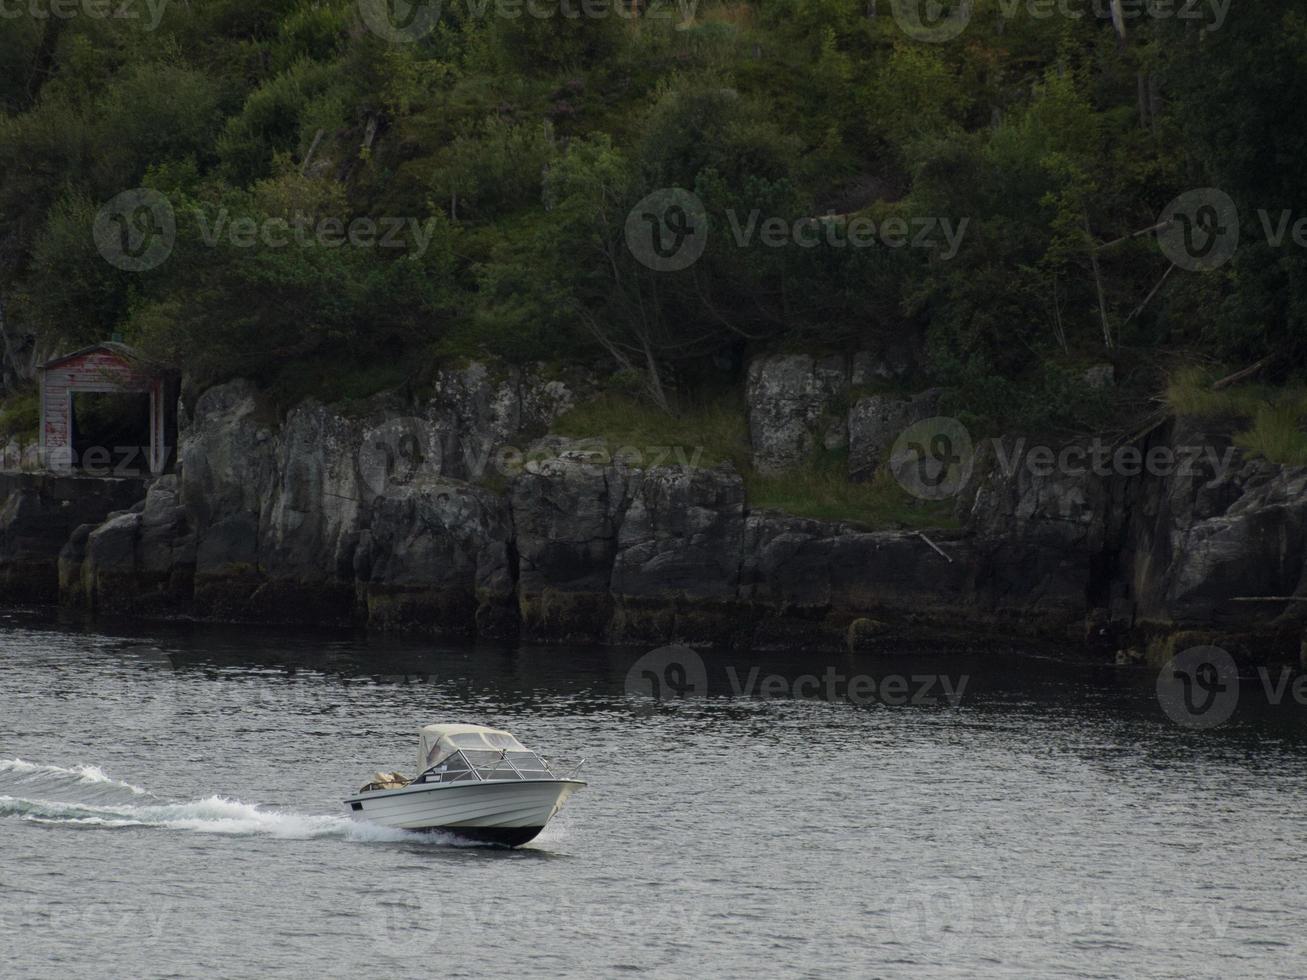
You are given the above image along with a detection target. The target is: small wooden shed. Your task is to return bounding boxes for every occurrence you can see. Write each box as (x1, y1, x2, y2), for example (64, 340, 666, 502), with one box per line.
(39, 342, 169, 474)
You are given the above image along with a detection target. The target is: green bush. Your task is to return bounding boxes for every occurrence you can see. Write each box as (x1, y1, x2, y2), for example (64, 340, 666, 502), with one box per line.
(0, 390, 39, 442)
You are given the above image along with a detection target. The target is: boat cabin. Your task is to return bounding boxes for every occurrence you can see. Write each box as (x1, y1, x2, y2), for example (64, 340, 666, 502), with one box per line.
(416, 723, 555, 783)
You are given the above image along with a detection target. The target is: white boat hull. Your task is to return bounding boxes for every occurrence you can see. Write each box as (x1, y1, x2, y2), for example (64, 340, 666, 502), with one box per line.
(344, 779, 584, 846)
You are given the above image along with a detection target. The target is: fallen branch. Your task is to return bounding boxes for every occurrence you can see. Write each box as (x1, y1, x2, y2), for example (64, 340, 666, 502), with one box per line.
(1122, 262, 1176, 328)
(916, 531, 953, 564)
(300, 129, 325, 176)
(1212, 355, 1276, 391)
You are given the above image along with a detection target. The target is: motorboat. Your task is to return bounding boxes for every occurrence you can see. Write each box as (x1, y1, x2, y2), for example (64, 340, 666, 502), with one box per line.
(344, 723, 585, 846)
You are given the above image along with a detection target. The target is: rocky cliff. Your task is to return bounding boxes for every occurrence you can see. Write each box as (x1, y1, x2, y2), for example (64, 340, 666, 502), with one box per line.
(2, 355, 1303, 660)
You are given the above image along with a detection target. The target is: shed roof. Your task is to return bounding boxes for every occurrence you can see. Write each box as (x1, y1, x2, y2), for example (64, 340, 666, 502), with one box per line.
(41, 342, 143, 372)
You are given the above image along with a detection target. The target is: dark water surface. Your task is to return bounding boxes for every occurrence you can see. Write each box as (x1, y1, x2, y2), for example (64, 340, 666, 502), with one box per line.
(2, 610, 1305, 978)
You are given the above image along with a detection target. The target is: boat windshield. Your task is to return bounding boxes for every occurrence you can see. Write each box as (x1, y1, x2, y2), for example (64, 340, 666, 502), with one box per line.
(417, 749, 555, 784)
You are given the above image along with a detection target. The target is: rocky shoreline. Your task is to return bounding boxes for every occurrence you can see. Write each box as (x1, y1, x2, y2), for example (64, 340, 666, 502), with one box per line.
(4, 355, 1306, 665)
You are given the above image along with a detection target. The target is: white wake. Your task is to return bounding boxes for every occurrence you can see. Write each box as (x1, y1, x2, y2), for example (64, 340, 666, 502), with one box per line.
(0, 758, 450, 843)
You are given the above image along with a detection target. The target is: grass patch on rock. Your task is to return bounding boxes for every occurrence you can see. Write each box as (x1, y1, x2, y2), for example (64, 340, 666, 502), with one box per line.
(746, 451, 959, 530)
(553, 392, 960, 529)
(551, 392, 751, 468)
(1166, 365, 1307, 466)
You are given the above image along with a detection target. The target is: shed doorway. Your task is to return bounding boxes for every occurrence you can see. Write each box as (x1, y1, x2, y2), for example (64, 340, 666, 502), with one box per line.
(70, 391, 152, 476)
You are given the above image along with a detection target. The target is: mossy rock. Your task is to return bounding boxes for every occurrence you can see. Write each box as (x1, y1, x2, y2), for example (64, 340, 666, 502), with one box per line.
(846, 617, 890, 653)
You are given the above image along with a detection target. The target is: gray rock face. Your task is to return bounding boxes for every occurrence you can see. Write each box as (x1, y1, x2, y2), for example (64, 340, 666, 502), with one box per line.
(746, 354, 848, 473)
(745, 351, 939, 483)
(1083, 364, 1115, 389)
(509, 453, 751, 645)
(851, 347, 913, 386)
(612, 465, 745, 598)
(356, 479, 516, 635)
(1118, 419, 1307, 629)
(430, 362, 580, 481)
(961, 437, 1112, 628)
(23, 367, 1307, 658)
(0, 472, 146, 603)
(64, 369, 536, 634)
(847, 388, 941, 482)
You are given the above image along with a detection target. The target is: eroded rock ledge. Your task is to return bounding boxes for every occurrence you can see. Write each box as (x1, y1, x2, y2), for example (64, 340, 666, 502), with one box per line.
(2, 359, 1304, 660)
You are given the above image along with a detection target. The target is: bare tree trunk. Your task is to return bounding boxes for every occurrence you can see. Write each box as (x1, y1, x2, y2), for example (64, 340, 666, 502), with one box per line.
(1086, 213, 1114, 349)
(24, 21, 64, 109)
(1109, 0, 1127, 50)
(640, 336, 671, 413)
(0, 295, 13, 391)
(300, 129, 325, 176)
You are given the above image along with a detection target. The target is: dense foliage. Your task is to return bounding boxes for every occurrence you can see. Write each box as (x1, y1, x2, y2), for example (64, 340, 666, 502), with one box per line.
(1, 0, 1303, 426)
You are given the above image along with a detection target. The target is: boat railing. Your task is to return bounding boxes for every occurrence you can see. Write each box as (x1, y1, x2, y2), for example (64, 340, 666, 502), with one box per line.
(416, 749, 584, 784)
(550, 758, 585, 780)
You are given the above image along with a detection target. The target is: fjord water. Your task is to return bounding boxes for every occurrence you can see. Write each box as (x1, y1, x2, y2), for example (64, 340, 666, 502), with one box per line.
(2, 611, 1305, 979)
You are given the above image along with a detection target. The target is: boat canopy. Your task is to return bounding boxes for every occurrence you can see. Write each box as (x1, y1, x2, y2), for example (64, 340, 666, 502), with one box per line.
(417, 723, 527, 771)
